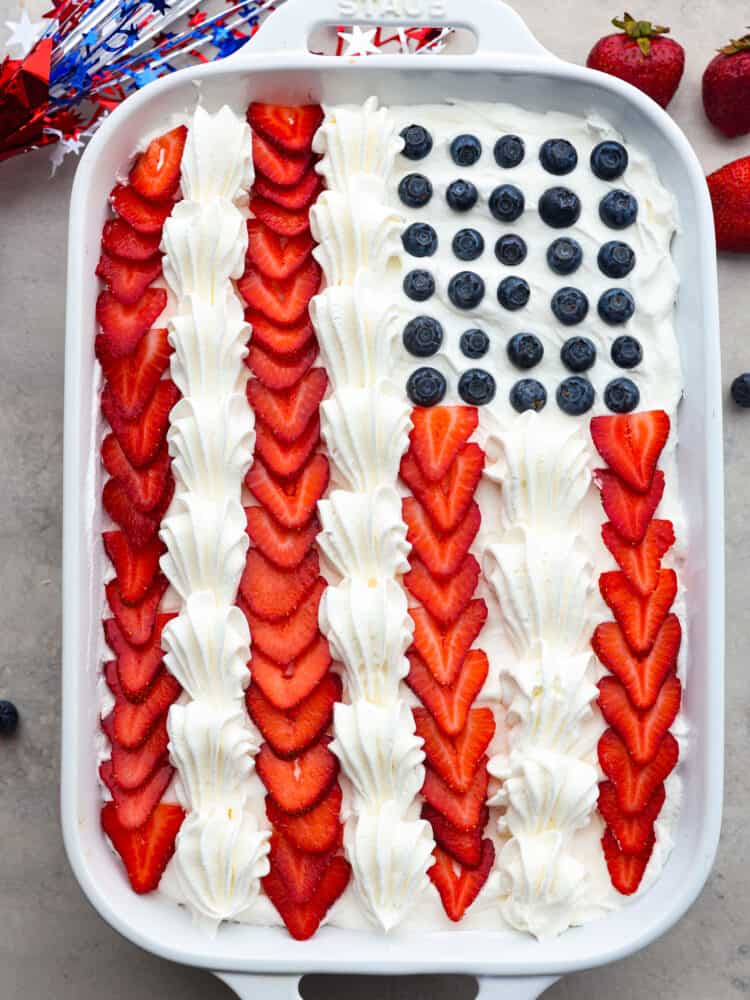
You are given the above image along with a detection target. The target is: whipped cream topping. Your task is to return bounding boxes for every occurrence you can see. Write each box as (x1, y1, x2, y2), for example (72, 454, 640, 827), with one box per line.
(312, 97, 434, 931)
(158, 104, 269, 930)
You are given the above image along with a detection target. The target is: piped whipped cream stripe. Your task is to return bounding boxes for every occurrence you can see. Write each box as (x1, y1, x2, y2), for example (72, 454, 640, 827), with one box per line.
(158, 104, 270, 930)
(312, 97, 434, 932)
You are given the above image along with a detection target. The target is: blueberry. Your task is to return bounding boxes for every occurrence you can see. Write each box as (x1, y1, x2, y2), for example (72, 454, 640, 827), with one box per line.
(538, 187, 581, 228)
(403, 316, 443, 357)
(604, 377, 640, 413)
(452, 228, 485, 261)
(451, 134, 482, 166)
(731, 373, 750, 407)
(402, 222, 438, 257)
(489, 184, 525, 223)
(498, 276, 530, 311)
(495, 234, 528, 266)
(561, 336, 596, 373)
(590, 141, 629, 181)
(598, 240, 636, 278)
(407, 366, 447, 406)
(507, 333, 544, 370)
(403, 269, 435, 302)
(400, 124, 432, 161)
(551, 287, 589, 325)
(600, 189, 638, 229)
(446, 179, 479, 212)
(598, 288, 635, 325)
(546, 237, 583, 275)
(398, 173, 433, 208)
(460, 329, 489, 359)
(510, 378, 547, 413)
(611, 335, 643, 369)
(459, 368, 496, 405)
(448, 271, 485, 310)
(540, 138, 578, 175)
(0, 700, 18, 736)
(557, 376, 595, 415)
(494, 134, 525, 168)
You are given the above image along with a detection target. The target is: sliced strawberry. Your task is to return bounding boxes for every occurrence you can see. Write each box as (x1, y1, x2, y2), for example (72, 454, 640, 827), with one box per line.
(102, 435, 171, 513)
(595, 469, 665, 545)
(600, 569, 677, 655)
(247, 368, 327, 444)
(96, 327, 172, 420)
(104, 662, 181, 749)
(250, 635, 332, 710)
(267, 783, 342, 855)
(257, 738, 339, 815)
(247, 339, 318, 391)
(239, 548, 319, 622)
(102, 379, 179, 468)
(400, 444, 484, 534)
(263, 855, 350, 941)
(253, 169, 322, 211)
(254, 414, 321, 481)
(100, 758, 173, 830)
(238, 258, 321, 326)
(129, 125, 186, 201)
(101, 801, 184, 894)
(592, 614, 681, 710)
(103, 530, 164, 606)
(406, 650, 488, 738)
(409, 600, 487, 686)
(245, 506, 319, 569)
(598, 729, 679, 815)
(246, 310, 315, 355)
(247, 672, 340, 759)
(246, 220, 315, 280)
(110, 184, 173, 234)
(104, 614, 174, 701)
(599, 781, 665, 855)
(96, 252, 163, 306)
(246, 456, 328, 530)
(96, 289, 168, 359)
(403, 498, 480, 578)
(102, 219, 162, 262)
(423, 803, 489, 870)
(591, 411, 670, 493)
(601, 827, 654, 895)
(103, 476, 173, 549)
(252, 131, 312, 186)
(102, 712, 170, 791)
(250, 103, 323, 153)
(410, 406, 478, 482)
(268, 832, 338, 905)
(250, 196, 311, 238)
(405, 554, 480, 627)
(414, 707, 494, 793)
(421, 757, 490, 830)
(242, 577, 325, 662)
(598, 674, 681, 765)
(602, 519, 675, 597)
(105, 574, 169, 646)
(428, 840, 495, 922)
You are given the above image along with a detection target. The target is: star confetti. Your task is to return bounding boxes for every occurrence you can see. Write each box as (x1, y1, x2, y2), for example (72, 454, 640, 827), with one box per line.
(4, 10, 44, 58)
(337, 25, 380, 57)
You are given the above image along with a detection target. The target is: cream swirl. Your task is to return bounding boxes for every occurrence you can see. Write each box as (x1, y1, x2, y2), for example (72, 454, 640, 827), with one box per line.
(317, 487, 410, 580)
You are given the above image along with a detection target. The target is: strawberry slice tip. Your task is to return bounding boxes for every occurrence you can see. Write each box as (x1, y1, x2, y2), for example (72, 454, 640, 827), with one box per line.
(249, 103, 323, 153)
(591, 410, 670, 494)
(101, 801, 184, 893)
(129, 125, 187, 202)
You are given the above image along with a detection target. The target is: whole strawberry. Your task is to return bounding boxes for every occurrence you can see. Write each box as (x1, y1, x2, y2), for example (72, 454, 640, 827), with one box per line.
(703, 33, 750, 138)
(587, 12, 685, 108)
(707, 157, 750, 253)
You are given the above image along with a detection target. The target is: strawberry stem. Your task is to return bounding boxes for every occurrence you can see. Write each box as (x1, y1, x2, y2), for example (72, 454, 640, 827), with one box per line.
(719, 31, 750, 55)
(612, 11, 671, 56)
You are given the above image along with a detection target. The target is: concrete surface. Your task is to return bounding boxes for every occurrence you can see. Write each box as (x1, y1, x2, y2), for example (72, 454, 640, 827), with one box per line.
(0, 1, 748, 997)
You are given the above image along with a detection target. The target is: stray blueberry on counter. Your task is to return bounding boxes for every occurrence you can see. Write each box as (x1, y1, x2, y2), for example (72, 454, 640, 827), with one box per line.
(400, 124, 433, 160)
(611, 335, 643, 368)
(495, 234, 528, 266)
(403, 316, 443, 356)
(557, 376, 595, 415)
(459, 368, 496, 405)
(402, 222, 438, 257)
(489, 184, 525, 223)
(446, 179, 479, 212)
(551, 287, 589, 325)
(731, 374, 750, 407)
(507, 332, 544, 370)
(604, 376, 640, 413)
(538, 187, 581, 228)
(598, 240, 636, 278)
(494, 134, 525, 168)
(600, 189, 638, 229)
(407, 366, 447, 406)
(449, 271, 485, 310)
(451, 134, 482, 166)
(598, 288, 636, 325)
(547, 237, 583, 275)
(0, 700, 19, 736)
(561, 336, 596, 372)
(590, 140, 629, 181)
(398, 173, 433, 208)
(452, 228, 485, 261)
(510, 378, 547, 413)
(540, 138, 578, 175)
(498, 276, 531, 311)
(403, 269, 435, 302)
(460, 329, 490, 359)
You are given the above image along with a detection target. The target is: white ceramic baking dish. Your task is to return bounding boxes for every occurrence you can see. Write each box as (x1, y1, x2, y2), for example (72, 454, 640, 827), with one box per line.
(61, 1, 724, 997)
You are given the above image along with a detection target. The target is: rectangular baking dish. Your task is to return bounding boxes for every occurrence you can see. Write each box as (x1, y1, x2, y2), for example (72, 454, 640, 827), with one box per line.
(61, 1, 724, 997)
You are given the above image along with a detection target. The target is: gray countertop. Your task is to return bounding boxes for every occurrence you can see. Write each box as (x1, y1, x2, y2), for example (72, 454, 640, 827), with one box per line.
(1, 0, 748, 997)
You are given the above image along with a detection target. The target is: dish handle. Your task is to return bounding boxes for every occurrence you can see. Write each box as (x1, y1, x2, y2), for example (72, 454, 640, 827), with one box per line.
(237, 0, 554, 60)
